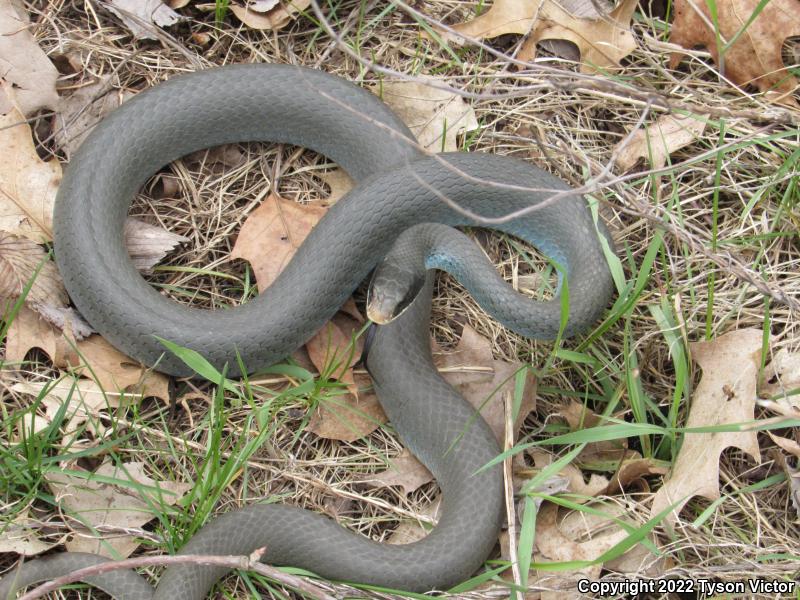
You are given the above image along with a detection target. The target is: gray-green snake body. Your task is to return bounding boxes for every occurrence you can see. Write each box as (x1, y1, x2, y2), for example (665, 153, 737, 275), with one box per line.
(0, 64, 613, 598)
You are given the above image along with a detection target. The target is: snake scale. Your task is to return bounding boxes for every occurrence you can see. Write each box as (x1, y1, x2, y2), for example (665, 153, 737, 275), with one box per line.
(0, 64, 614, 598)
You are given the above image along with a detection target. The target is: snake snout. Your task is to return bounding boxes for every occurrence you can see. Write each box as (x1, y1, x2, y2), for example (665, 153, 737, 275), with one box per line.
(367, 262, 425, 324)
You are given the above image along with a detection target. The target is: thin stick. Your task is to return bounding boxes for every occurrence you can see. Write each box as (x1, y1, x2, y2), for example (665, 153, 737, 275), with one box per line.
(16, 551, 337, 600)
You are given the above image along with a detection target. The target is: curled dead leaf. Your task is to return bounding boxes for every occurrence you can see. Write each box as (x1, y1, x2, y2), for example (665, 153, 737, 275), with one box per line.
(107, 0, 183, 40)
(320, 169, 354, 204)
(760, 348, 800, 417)
(0, 232, 66, 307)
(615, 113, 709, 172)
(124, 218, 188, 272)
(229, 0, 311, 30)
(0, 233, 93, 337)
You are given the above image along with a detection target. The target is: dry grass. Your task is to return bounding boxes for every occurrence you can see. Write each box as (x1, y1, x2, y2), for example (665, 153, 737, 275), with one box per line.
(2, 0, 799, 598)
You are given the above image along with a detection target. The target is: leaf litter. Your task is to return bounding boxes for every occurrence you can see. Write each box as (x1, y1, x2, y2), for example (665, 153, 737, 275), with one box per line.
(106, 0, 183, 40)
(229, 0, 312, 31)
(669, 0, 800, 106)
(0, 0, 60, 117)
(0, 95, 183, 401)
(5, 305, 171, 404)
(443, 0, 640, 72)
(615, 113, 709, 172)
(45, 460, 190, 557)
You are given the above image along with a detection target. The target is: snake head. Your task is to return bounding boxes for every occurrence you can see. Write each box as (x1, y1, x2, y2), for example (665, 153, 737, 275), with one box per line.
(367, 260, 425, 324)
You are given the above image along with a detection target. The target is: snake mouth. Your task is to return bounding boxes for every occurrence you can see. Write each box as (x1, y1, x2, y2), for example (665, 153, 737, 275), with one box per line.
(366, 296, 394, 324)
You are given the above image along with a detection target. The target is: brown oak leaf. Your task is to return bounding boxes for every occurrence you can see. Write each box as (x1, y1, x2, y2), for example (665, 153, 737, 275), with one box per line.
(649, 328, 762, 526)
(445, 0, 639, 72)
(669, 0, 800, 106)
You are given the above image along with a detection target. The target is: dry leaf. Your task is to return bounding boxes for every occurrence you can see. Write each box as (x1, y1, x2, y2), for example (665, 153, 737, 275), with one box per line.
(340, 297, 364, 323)
(603, 457, 670, 495)
(229, 0, 311, 30)
(185, 144, 246, 170)
(0, 232, 94, 337)
(386, 497, 441, 545)
(5, 306, 170, 403)
(230, 193, 327, 290)
(534, 501, 634, 599)
(537, 0, 612, 61)
(529, 449, 610, 499)
(5, 304, 71, 366)
(306, 316, 361, 398)
(0, 219, 179, 339)
(53, 78, 134, 157)
(12, 377, 141, 449)
(761, 348, 800, 416)
(559, 400, 636, 466)
(615, 113, 708, 172)
(0, 104, 61, 242)
(62, 334, 171, 402)
(772, 450, 800, 517)
(769, 431, 800, 459)
(375, 79, 479, 152)
(320, 169, 354, 204)
(361, 448, 434, 496)
(0, 1, 60, 117)
(669, 0, 800, 106)
(0, 232, 66, 307)
(13, 377, 135, 418)
(45, 460, 189, 557)
(0, 510, 58, 556)
(306, 372, 387, 441)
(435, 325, 537, 446)
(359, 325, 535, 492)
(32, 305, 94, 339)
(124, 218, 188, 272)
(650, 328, 762, 525)
(107, 0, 183, 40)
(445, 0, 639, 72)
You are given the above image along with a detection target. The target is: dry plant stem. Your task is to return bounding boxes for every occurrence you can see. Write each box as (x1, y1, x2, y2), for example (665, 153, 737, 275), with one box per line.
(15, 552, 337, 600)
(503, 392, 522, 590)
(613, 188, 800, 312)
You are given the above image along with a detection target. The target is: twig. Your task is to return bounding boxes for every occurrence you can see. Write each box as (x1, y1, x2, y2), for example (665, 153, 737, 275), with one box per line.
(503, 391, 522, 591)
(16, 551, 337, 600)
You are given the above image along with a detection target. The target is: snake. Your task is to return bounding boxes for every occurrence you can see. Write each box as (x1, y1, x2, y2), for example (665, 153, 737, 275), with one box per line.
(0, 64, 614, 598)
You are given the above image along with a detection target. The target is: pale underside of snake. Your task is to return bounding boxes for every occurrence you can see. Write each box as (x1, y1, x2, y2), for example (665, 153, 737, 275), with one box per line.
(0, 64, 614, 599)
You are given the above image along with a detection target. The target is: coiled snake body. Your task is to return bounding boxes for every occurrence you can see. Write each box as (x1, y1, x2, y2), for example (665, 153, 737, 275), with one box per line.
(0, 65, 613, 598)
